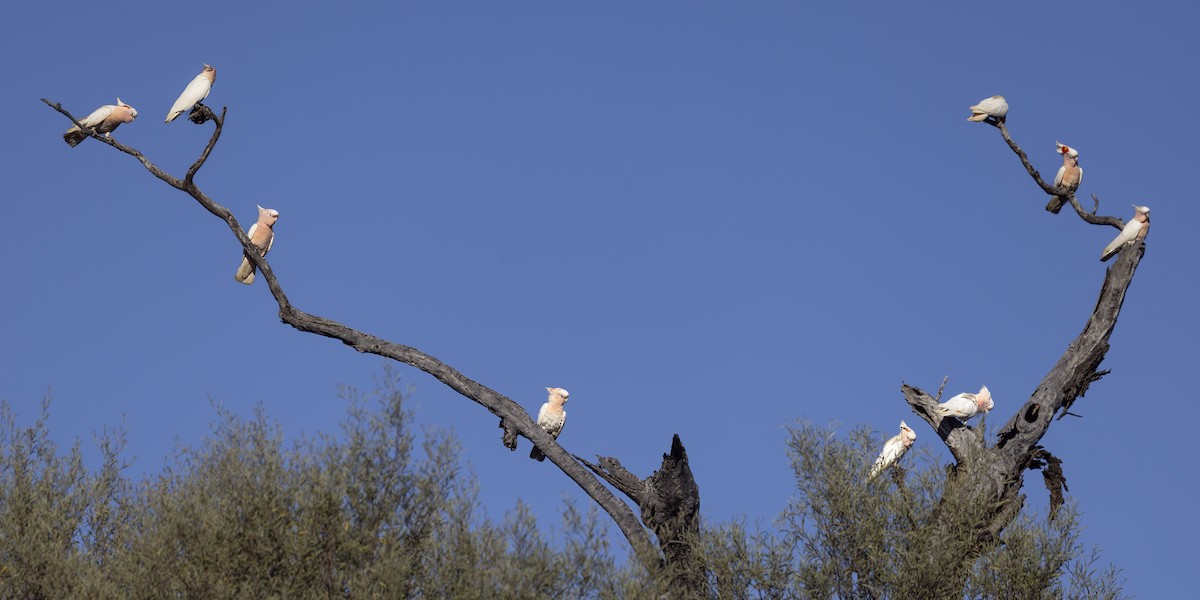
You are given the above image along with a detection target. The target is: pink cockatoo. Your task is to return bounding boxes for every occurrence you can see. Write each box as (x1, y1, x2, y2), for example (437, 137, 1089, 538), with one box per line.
(868, 421, 916, 480)
(62, 99, 138, 147)
(165, 64, 216, 123)
(529, 387, 569, 462)
(934, 386, 993, 421)
(234, 205, 279, 285)
(967, 95, 1008, 123)
(1100, 205, 1150, 262)
(1046, 142, 1083, 214)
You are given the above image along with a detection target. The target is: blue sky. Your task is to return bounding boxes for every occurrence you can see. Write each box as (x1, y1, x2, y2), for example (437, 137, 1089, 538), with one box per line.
(2, 1, 1197, 595)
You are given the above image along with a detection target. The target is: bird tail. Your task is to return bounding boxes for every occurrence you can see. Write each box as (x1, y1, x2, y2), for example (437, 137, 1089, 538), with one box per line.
(63, 127, 86, 147)
(165, 110, 182, 123)
(529, 446, 546, 462)
(234, 256, 256, 284)
(1100, 243, 1120, 262)
(1045, 196, 1066, 214)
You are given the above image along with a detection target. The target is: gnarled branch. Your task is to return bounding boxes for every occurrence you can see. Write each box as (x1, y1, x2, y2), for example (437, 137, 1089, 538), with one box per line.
(990, 120, 1123, 229)
(43, 99, 660, 568)
(899, 111, 1150, 590)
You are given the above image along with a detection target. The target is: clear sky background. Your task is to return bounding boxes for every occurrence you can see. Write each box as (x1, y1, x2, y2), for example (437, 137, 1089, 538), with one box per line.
(2, 1, 1197, 596)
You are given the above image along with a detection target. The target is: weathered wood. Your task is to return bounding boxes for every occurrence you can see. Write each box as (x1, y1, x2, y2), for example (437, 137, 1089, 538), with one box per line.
(901, 118, 1148, 591)
(581, 435, 704, 598)
(42, 98, 662, 569)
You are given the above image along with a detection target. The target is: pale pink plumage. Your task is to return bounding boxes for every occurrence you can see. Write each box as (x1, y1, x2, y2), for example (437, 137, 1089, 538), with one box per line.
(1046, 142, 1083, 214)
(63, 98, 138, 147)
(234, 205, 279, 285)
(530, 387, 569, 462)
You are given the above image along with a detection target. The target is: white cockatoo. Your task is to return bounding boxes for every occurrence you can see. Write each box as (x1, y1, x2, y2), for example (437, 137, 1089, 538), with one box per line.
(1100, 205, 1151, 262)
(529, 387, 569, 462)
(934, 386, 993, 421)
(1046, 142, 1083, 214)
(63, 98, 138, 147)
(967, 95, 1008, 122)
(234, 205, 280, 285)
(869, 421, 916, 480)
(165, 64, 216, 123)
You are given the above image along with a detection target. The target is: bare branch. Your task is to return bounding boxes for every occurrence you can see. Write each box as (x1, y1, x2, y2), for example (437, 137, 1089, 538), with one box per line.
(907, 111, 1152, 588)
(993, 121, 1055, 194)
(989, 120, 1125, 230)
(578, 455, 646, 504)
(41, 99, 186, 191)
(185, 106, 225, 186)
(42, 99, 661, 567)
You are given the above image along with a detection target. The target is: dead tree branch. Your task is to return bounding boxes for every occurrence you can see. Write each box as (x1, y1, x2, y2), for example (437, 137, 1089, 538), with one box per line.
(43, 98, 660, 568)
(990, 120, 1124, 229)
(579, 434, 704, 597)
(900, 113, 1149, 588)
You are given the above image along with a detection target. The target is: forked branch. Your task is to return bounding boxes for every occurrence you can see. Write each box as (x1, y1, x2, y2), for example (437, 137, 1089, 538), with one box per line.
(43, 99, 660, 567)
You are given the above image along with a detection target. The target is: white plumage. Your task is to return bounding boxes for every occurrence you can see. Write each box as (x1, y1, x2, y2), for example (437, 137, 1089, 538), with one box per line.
(165, 64, 216, 123)
(1100, 205, 1150, 262)
(934, 386, 993, 420)
(869, 421, 916, 480)
(967, 95, 1008, 122)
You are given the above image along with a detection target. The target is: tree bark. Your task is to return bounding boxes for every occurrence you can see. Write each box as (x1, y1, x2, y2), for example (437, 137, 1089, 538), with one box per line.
(898, 117, 1148, 591)
(579, 435, 704, 599)
(42, 99, 663, 569)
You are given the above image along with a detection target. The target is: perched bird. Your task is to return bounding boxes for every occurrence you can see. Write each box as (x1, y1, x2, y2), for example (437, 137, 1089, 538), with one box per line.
(165, 64, 216, 123)
(529, 387, 569, 462)
(1100, 205, 1151, 262)
(234, 205, 280, 285)
(967, 95, 1008, 122)
(934, 386, 993, 421)
(869, 421, 916, 480)
(62, 99, 138, 147)
(1046, 142, 1083, 214)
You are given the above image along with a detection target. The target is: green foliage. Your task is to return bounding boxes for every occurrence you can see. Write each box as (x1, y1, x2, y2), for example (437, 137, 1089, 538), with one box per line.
(0, 388, 1125, 600)
(0, 372, 643, 599)
(698, 422, 1127, 600)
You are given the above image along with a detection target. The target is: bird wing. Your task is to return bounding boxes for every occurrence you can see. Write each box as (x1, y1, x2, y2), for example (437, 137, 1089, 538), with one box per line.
(870, 436, 904, 478)
(1102, 220, 1142, 259)
(166, 75, 212, 120)
(1054, 165, 1065, 188)
(245, 223, 259, 247)
(936, 394, 975, 417)
(265, 230, 275, 254)
(535, 403, 550, 429)
(1077, 166, 1083, 187)
(79, 105, 114, 128)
